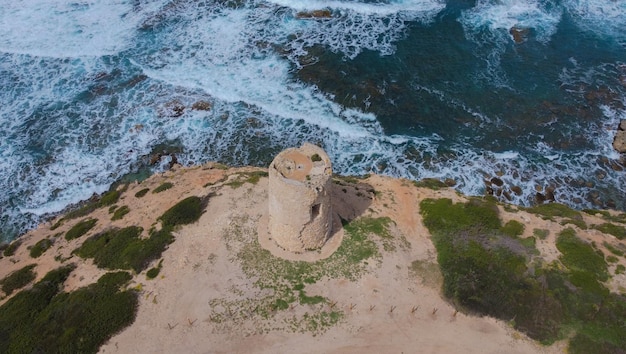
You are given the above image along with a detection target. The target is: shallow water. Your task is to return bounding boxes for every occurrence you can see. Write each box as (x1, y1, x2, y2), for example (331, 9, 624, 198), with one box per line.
(1, 0, 625, 240)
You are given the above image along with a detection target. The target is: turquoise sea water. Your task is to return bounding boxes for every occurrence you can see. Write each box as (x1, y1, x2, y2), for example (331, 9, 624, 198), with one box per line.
(1, 0, 625, 241)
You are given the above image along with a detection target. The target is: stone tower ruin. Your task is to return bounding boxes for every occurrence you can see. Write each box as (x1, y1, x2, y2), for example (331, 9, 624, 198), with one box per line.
(268, 143, 333, 252)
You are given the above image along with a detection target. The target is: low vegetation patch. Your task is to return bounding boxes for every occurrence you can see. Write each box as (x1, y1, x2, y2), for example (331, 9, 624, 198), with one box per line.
(3, 240, 22, 257)
(0, 266, 138, 354)
(556, 228, 608, 282)
(76, 196, 207, 273)
(500, 220, 524, 237)
(146, 260, 163, 280)
(210, 215, 398, 335)
(74, 226, 173, 273)
(159, 196, 205, 228)
(0, 264, 36, 295)
(413, 178, 447, 190)
(65, 218, 97, 241)
(111, 205, 130, 221)
(603, 241, 624, 256)
(51, 187, 126, 230)
(533, 228, 549, 240)
(152, 182, 173, 194)
(526, 203, 587, 229)
(583, 209, 626, 224)
(593, 223, 626, 240)
(526, 203, 582, 220)
(134, 188, 150, 198)
(421, 197, 626, 352)
(29, 238, 54, 258)
(224, 171, 268, 189)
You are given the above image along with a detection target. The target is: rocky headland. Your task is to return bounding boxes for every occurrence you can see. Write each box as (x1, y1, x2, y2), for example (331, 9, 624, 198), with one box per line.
(1, 161, 625, 353)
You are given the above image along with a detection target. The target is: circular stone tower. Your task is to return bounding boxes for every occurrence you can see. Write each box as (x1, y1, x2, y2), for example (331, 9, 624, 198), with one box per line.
(268, 143, 333, 252)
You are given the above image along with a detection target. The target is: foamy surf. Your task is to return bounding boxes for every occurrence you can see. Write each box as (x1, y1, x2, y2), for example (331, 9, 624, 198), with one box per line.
(1, 0, 625, 241)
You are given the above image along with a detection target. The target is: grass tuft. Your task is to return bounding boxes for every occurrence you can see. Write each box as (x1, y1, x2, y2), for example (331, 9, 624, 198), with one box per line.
(29, 238, 54, 258)
(65, 219, 98, 241)
(111, 206, 130, 221)
(159, 196, 205, 228)
(152, 182, 173, 194)
(134, 188, 150, 198)
(0, 264, 37, 295)
(3, 240, 22, 257)
(592, 223, 626, 240)
(413, 178, 448, 190)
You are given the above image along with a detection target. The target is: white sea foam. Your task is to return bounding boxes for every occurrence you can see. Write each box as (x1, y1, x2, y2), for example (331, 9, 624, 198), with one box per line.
(0, 0, 166, 57)
(564, 0, 626, 42)
(460, 0, 561, 43)
(458, 0, 561, 86)
(266, 0, 445, 16)
(1, 0, 625, 241)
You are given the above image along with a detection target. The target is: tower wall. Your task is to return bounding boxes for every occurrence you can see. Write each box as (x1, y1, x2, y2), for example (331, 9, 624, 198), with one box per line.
(268, 143, 332, 252)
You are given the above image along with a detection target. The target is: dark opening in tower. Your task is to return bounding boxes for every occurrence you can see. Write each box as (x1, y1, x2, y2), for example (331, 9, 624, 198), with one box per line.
(311, 203, 321, 220)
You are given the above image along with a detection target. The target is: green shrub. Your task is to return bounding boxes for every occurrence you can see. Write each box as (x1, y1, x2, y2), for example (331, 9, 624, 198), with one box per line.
(111, 206, 130, 221)
(0, 266, 137, 354)
(603, 241, 624, 256)
(62, 188, 123, 221)
(616, 264, 625, 275)
(556, 228, 609, 282)
(419, 198, 626, 348)
(561, 218, 588, 230)
(146, 260, 163, 280)
(526, 203, 583, 221)
(29, 238, 54, 258)
(311, 153, 322, 162)
(100, 190, 121, 206)
(413, 178, 447, 190)
(134, 188, 149, 198)
(65, 218, 97, 241)
(224, 171, 268, 188)
(593, 223, 626, 240)
(152, 182, 173, 194)
(146, 267, 160, 279)
(501, 220, 525, 237)
(3, 240, 22, 257)
(75, 226, 174, 273)
(159, 196, 204, 228)
(533, 228, 549, 240)
(0, 264, 36, 295)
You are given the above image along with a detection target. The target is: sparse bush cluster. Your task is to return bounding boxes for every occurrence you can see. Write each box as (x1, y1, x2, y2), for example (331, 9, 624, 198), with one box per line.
(111, 205, 130, 221)
(0, 266, 138, 354)
(74, 226, 173, 273)
(134, 188, 150, 198)
(75, 196, 206, 273)
(3, 240, 22, 257)
(159, 196, 204, 228)
(593, 223, 626, 240)
(29, 238, 54, 258)
(65, 218, 97, 241)
(421, 197, 626, 352)
(0, 264, 36, 295)
(152, 182, 173, 194)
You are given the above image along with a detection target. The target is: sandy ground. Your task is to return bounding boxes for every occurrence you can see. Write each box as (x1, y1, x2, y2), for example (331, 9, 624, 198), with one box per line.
(1, 163, 625, 354)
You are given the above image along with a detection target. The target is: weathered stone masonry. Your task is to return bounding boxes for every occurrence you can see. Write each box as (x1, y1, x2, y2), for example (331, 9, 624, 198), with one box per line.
(268, 143, 333, 252)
